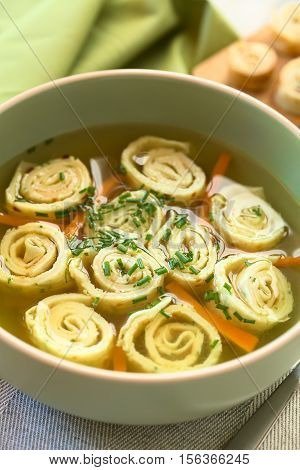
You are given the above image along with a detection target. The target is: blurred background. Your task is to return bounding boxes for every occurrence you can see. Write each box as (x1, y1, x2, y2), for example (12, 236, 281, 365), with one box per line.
(0, 0, 293, 103)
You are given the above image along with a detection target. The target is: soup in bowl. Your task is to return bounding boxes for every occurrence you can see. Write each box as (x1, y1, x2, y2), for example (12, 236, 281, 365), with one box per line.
(0, 70, 299, 424)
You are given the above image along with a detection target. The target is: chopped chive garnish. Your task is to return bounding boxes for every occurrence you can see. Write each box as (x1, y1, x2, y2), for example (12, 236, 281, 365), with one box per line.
(142, 190, 149, 202)
(117, 258, 124, 270)
(132, 217, 141, 227)
(130, 241, 138, 250)
(155, 267, 168, 275)
(119, 192, 131, 202)
(102, 261, 111, 277)
(79, 186, 96, 196)
(244, 261, 252, 267)
(210, 339, 219, 349)
(233, 312, 256, 324)
(157, 286, 165, 296)
(252, 206, 262, 217)
(134, 275, 151, 287)
(216, 303, 231, 320)
(136, 258, 144, 269)
(223, 282, 232, 294)
(160, 309, 171, 318)
(168, 257, 177, 270)
(175, 215, 187, 228)
(127, 262, 138, 276)
(162, 228, 171, 242)
(92, 297, 100, 308)
(126, 198, 141, 203)
(189, 266, 199, 275)
(175, 251, 190, 264)
(233, 311, 244, 322)
(204, 290, 220, 303)
(132, 295, 147, 304)
(55, 209, 70, 218)
(59, 172, 65, 181)
(119, 163, 127, 174)
(146, 233, 153, 241)
(209, 212, 214, 223)
(35, 212, 48, 217)
(205, 273, 214, 283)
(117, 244, 128, 253)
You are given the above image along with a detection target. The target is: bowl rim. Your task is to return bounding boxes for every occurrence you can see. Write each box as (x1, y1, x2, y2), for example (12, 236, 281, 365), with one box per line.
(0, 68, 299, 385)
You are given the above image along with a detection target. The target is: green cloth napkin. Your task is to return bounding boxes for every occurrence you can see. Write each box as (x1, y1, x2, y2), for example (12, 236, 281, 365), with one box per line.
(0, 0, 237, 103)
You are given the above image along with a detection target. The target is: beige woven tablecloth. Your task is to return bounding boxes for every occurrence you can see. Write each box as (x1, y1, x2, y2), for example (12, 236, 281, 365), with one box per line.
(0, 373, 298, 450)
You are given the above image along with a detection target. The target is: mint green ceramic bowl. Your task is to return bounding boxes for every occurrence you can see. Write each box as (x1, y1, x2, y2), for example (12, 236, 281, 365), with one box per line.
(0, 70, 299, 425)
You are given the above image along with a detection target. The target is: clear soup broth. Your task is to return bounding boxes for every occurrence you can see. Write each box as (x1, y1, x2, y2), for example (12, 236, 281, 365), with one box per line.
(0, 123, 299, 371)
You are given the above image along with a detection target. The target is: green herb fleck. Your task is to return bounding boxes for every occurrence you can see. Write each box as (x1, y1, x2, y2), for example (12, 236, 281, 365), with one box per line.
(92, 297, 100, 308)
(189, 266, 199, 275)
(223, 282, 232, 294)
(209, 212, 214, 223)
(162, 228, 171, 242)
(59, 172, 65, 181)
(55, 209, 70, 219)
(119, 164, 127, 174)
(146, 233, 153, 241)
(157, 286, 165, 296)
(136, 258, 144, 269)
(175, 215, 187, 229)
(132, 217, 141, 228)
(155, 267, 168, 275)
(160, 309, 171, 318)
(117, 258, 124, 270)
(210, 339, 219, 349)
(216, 303, 231, 320)
(134, 275, 151, 287)
(35, 212, 48, 217)
(102, 261, 111, 277)
(205, 273, 214, 283)
(79, 186, 96, 197)
(175, 251, 190, 264)
(132, 295, 147, 304)
(204, 290, 220, 303)
(252, 206, 262, 217)
(117, 244, 128, 254)
(127, 262, 138, 276)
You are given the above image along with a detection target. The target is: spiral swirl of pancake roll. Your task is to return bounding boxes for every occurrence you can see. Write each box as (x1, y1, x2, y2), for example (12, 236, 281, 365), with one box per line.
(210, 184, 287, 251)
(118, 297, 222, 373)
(69, 244, 166, 315)
(120, 136, 206, 203)
(85, 189, 164, 243)
(212, 254, 293, 332)
(0, 222, 72, 295)
(275, 58, 300, 116)
(6, 156, 92, 219)
(271, 2, 300, 55)
(148, 210, 218, 288)
(25, 293, 115, 367)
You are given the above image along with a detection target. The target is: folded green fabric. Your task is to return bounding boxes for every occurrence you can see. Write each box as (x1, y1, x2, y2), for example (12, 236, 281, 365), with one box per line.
(0, 0, 237, 103)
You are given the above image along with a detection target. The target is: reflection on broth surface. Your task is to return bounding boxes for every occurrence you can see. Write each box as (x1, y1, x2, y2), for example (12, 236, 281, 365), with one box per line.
(0, 123, 299, 372)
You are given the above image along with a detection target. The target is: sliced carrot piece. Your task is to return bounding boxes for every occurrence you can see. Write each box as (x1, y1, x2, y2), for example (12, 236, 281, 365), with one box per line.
(0, 212, 63, 228)
(96, 174, 125, 201)
(166, 281, 259, 353)
(274, 257, 300, 267)
(211, 153, 231, 179)
(64, 212, 85, 238)
(113, 346, 127, 372)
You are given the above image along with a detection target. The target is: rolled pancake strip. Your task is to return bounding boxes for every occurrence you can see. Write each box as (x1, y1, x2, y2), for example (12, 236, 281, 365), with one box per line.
(118, 297, 222, 373)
